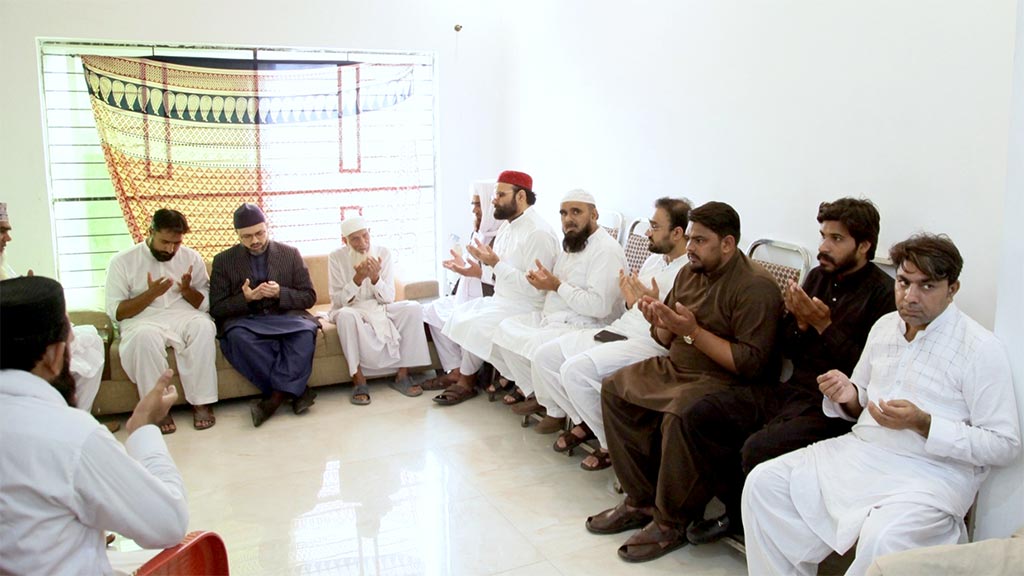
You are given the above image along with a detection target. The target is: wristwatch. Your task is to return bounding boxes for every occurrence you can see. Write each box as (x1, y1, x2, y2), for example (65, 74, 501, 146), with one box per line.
(683, 326, 700, 345)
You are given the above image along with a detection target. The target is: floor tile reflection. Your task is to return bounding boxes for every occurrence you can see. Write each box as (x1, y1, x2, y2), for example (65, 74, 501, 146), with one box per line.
(117, 383, 750, 575)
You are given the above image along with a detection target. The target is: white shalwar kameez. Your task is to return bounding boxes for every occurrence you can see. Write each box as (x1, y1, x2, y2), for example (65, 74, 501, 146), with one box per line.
(532, 252, 686, 444)
(423, 182, 500, 371)
(329, 244, 430, 376)
(0, 261, 107, 411)
(105, 242, 217, 405)
(742, 305, 1021, 576)
(491, 227, 626, 395)
(443, 206, 560, 375)
(71, 324, 107, 412)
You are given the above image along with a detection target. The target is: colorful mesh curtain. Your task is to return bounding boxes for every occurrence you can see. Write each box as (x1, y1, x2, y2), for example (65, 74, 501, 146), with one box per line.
(81, 55, 417, 258)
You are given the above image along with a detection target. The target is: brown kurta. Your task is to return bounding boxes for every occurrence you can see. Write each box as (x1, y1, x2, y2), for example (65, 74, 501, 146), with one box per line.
(603, 251, 783, 418)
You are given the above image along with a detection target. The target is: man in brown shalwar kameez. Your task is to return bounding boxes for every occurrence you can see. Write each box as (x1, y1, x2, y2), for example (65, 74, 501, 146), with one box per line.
(585, 201, 784, 562)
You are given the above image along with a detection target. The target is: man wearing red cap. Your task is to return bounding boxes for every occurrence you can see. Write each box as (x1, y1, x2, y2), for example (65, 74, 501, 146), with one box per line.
(434, 170, 560, 406)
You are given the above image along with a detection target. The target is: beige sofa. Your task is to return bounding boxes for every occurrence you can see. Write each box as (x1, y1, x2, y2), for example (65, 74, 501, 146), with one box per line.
(71, 254, 441, 416)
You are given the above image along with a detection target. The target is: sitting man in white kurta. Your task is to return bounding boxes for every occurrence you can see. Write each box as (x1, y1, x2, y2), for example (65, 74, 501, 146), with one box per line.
(742, 233, 1021, 576)
(421, 180, 500, 390)
(531, 197, 690, 469)
(491, 189, 627, 433)
(434, 170, 560, 406)
(329, 216, 431, 405)
(106, 209, 218, 434)
(0, 276, 189, 575)
(0, 201, 109, 425)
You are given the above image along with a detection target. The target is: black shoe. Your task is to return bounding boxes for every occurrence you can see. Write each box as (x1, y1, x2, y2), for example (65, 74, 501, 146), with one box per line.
(686, 514, 733, 545)
(251, 400, 272, 428)
(293, 388, 317, 415)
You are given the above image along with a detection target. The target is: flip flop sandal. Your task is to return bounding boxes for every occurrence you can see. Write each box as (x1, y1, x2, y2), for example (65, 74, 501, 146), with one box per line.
(432, 384, 479, 406)
(389, 376, 423, 397)
(158, 416, 177, 435)
(350, 383, 372, 405)
(580, 448, 613, 471)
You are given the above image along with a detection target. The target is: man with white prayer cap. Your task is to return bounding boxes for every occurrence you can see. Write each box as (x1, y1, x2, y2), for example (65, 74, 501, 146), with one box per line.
(434, 170, 560, 406)
(421, 181, 500, 391)
(328, 215, 431, 404)
(489, 188, 628, 433)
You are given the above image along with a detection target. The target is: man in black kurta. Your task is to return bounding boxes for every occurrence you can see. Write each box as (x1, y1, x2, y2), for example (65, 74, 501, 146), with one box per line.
(683, 198, 896, 545)
(587, 201, 784, 562)
(210, 203, 319, 427)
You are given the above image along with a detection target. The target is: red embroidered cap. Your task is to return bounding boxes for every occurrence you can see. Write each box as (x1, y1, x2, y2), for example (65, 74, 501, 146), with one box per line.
(497, 170, 533, 191)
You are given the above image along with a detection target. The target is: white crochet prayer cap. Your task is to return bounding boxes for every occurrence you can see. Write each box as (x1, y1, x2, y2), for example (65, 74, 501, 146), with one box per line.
(561, 189, 596, 205)
(341, 216, 368, 237)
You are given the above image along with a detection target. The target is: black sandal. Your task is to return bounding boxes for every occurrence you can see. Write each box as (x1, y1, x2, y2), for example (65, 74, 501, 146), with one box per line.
(502, 386, 526, 405)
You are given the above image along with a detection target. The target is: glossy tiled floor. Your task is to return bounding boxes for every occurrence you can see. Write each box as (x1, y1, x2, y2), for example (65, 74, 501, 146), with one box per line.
(113, 378, 750, 575)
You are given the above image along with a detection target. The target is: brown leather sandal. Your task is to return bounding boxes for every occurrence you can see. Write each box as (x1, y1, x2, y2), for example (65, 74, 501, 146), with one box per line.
(586, 501, 653, 535)
(580, 448, 612, 471)
(617, 521, 688, 562)
(432, 384, 478, 406)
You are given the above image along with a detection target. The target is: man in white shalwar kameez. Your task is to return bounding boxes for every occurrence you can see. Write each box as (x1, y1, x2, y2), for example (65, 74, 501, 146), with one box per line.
(421, 181, 500, 390)
(492, 189, 627, 433)
(434, 170, 560, 406)
(328, 216, 431, 404)
(531, 197, 690, 468)
(106, 209, 218, 434)
(742, 233, 1021, 576)
(0, 202, 108, 419)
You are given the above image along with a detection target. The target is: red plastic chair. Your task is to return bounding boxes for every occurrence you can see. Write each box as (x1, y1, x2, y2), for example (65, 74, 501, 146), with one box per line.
(135, 530, 229, 575)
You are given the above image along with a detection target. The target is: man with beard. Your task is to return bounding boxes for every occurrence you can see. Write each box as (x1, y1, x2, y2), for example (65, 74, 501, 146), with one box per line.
(0, 202, 108, 424)
(210, 203, 319, 427)
(683, 198, 895, 546)
(530, 197, 691, 469)
(0, 275, 188, 574)
(434, 170, 560, 406)
(106, 208, 218, 433)
(328, 216, 431, 404)
(488, 189, 627, 432)
(421, 181, 500, 390)
(743, 234, 1020, 576)
(586, 201, 783, 562)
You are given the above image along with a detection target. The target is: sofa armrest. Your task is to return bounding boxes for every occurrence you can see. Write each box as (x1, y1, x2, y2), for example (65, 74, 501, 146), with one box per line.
(69, 310, 114, 344)
(403, 280, 439, 301)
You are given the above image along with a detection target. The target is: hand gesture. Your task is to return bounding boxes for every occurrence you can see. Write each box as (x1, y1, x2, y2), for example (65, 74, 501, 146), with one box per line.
(526, 259, 560, 291)
(466, 238, 499, 267)
(784, 280, 832, 333)
(363, 256, 382, 284)
(646, 298, 697, 336)
(444, 252, 483, 278)
(125, 369, 178, 435)
(177, 265, 194, 293)
(147, 272, 173, 297)
(444, 247, 466, 268)
(627, 272, 659, 302)
(242, 278, 261, 302)
(259, 280, 281, 299)
(867, 398, 932, 437)
(817, 369, 858, 403)
(638, 295, 660, 325)
(619, 269, 639, 308)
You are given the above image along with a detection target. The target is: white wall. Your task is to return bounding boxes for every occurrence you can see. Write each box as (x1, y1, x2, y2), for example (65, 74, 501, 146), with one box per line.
(506, 0, 1016, 329)
(975, 0, 1024, 541)
(0, 0, 511, 282)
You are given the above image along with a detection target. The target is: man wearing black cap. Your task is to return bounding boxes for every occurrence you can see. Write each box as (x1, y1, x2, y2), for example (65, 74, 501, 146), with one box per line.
(210, 203, 319, 427)
(0, 276, 188, 574)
